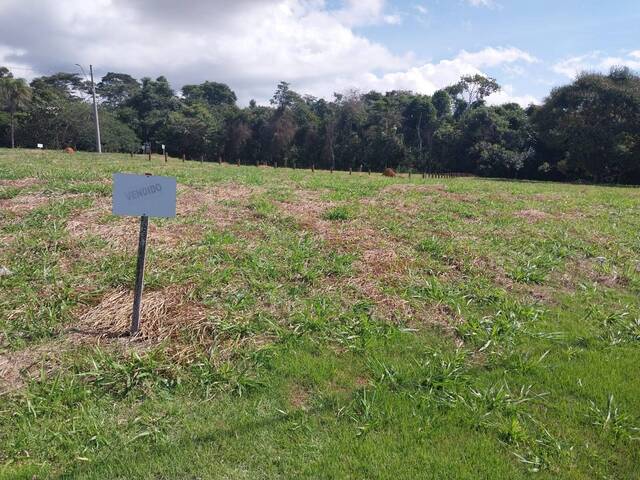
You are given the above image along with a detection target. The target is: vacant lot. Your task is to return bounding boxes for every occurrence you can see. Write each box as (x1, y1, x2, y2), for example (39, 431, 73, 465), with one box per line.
(1, 149, 639, 479)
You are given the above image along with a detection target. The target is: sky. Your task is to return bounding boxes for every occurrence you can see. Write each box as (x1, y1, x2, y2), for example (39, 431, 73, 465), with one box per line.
(0, 0, 638, 105)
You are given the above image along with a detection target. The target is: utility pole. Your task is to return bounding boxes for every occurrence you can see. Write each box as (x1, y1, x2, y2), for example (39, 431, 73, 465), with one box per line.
(89, 65, 102, 153)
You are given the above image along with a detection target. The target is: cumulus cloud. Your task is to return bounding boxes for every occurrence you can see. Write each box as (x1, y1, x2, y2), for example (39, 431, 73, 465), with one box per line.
(0, 0, 536, 104)
(310, 47, 539, 105)
(553, 50, 640, 78)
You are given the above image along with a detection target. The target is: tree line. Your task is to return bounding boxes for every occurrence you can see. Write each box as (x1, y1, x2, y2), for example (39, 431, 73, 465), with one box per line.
(1, 65, 639, 184)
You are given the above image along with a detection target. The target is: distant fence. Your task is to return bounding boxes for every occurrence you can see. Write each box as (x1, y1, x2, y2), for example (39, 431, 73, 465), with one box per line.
(420, 172, 474, 179)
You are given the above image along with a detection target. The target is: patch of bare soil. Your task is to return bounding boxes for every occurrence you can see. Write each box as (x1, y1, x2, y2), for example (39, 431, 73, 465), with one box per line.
(0, 342, 64, 394)
(0, 177, 43, 189)
(559, 258, 628, 289)
(0, 193, 51, 216)
(275, 189, 335, 231)
(179, 183, 263, 228)
(289, 385, 311, 410)
(404, 303, 464, 345)
(514, 209, 551, 221)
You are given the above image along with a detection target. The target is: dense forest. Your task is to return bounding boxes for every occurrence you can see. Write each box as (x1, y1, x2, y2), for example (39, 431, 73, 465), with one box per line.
(1, 65, 639, 183)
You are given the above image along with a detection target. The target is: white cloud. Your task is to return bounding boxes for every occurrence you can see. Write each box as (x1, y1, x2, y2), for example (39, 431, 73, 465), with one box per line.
(467, 0, 495, 7)
(333, 0, 400, 26)
(553, 50, 640, 78)
(305, 47, 539, 106)
(457, 47, 538, 67)
(0, 0, 537, 105)
(487, 84, 538, 106)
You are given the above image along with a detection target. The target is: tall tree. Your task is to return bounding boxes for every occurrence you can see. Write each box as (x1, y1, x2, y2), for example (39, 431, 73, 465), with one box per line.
(0, 77, 31, 148)
(532, 67, 640, 182)
(454, 74, 500, 109)
(96, 72, 141, 109)
(182, 81, 237, 107)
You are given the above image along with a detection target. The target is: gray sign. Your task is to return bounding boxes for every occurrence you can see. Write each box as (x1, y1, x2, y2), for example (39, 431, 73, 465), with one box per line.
(112, 173, 176, 218)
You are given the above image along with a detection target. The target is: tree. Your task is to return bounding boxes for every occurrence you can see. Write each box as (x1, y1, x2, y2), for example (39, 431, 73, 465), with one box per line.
(0, 77, 31, 148)
(432, 89, 452, 119)
(96, 72, 140, 109)
(532, 67, 640, 182)
(126, 76, 179, 146)
(403, 95, 437, 172)
(182, 81, 237, 107)
(458, 103, 534, 177)
(454, 74, 500, 109)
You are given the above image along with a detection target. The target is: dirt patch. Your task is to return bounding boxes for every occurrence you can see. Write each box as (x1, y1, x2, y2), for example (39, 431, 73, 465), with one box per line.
(515, 209, 551, 221)
(0, 342, 61, 394)
(0, 177, 44, 189)
(404, 302, 464, 340)
(0, 193, 51, 216)
(275, 189, 335, 231)
(179, 183, 262, 228)
(289, 385, 311, 410)
(559, 257, 628, 289)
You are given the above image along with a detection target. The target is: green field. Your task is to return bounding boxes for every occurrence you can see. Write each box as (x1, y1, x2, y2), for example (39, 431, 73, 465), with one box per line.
(1, 149, 639, 479)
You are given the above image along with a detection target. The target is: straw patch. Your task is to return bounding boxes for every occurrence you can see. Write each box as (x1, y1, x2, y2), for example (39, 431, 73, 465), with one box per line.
(76, 286, 206, 338)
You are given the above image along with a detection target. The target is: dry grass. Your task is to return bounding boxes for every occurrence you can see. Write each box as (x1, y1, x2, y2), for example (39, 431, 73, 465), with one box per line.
(0, 342, 63, 394)
(0, 193, 51, 216)
(0, 177, 43, 189)
(515, 209, 551, 221)
(75, 286, 209, 351)
(289, 384, 311, 410)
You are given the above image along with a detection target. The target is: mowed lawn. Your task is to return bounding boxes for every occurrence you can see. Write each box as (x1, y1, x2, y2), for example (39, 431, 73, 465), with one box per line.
(1, 148, 639, 479)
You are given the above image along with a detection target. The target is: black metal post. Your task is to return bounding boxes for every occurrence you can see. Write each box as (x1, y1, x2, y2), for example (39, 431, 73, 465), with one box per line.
(130, 215, 149, 335)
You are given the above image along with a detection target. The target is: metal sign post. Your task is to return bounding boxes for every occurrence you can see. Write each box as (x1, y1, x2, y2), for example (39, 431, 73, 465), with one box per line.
(112, 173, 177, 336)
(131, 215, 148, 334)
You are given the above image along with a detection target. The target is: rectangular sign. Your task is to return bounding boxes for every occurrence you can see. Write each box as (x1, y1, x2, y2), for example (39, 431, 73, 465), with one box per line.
(112, 173, 176, 218)
(37, 143, 43, 149)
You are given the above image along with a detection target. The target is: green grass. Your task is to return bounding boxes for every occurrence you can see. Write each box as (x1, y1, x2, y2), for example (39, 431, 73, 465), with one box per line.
(0, 148, 639, 479)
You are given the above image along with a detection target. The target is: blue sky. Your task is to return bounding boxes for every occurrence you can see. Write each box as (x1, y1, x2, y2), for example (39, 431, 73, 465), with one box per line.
(0, 0, 638, 104)
(354, 0, 640, 102)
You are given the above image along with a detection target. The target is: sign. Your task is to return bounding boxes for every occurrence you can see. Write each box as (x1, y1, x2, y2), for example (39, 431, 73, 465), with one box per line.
(36, 143, 43, 149)
(112, 173, 176, 218)
(161, 144, 165, 150)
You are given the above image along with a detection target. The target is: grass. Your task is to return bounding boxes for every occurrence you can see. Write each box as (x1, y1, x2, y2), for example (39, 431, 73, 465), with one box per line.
(0, 148, 639, 479)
